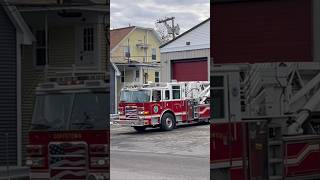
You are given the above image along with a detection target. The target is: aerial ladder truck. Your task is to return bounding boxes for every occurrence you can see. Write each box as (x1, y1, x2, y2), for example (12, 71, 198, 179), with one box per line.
(114, 81, 210, 132)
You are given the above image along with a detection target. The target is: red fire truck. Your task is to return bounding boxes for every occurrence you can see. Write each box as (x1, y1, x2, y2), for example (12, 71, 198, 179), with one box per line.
(113, 81, 210, 132)
(26, 72, 109, 180)
(211, 62, 320, 180)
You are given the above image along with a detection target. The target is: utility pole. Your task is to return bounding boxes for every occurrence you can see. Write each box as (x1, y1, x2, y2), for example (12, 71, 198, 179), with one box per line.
(157, 17, 179, 39)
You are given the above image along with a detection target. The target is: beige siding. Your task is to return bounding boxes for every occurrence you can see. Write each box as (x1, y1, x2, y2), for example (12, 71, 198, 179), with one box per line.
(99, 23, 108, 72)
(48, 26, 75, 67)
(160, 48, 210, 82)
(21, 45, 45, 165)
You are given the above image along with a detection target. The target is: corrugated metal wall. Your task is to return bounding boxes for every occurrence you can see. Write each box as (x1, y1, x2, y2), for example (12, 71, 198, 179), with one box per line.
(0, 6, 17, 165)
(212, 0, 313, 63)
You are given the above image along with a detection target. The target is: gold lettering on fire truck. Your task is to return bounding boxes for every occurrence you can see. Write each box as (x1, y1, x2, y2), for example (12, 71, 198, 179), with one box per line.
(53, 133, 82, 140)
(211, 133, 225, 140)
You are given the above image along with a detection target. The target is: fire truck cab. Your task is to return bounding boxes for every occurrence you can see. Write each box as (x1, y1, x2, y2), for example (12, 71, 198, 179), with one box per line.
(114, 81, 210, 132)
(211, 62, 320, 180)
(26, 72, 109, 180)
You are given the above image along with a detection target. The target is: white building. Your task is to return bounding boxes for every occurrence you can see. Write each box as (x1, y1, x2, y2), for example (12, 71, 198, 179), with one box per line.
(160, 18, 210, 82)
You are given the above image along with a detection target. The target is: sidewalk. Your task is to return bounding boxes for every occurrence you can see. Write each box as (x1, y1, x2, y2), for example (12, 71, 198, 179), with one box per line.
(0, 166, 29, 180)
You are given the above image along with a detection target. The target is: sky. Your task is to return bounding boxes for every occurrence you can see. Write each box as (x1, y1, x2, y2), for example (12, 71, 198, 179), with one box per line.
(110, 0, 210, 33)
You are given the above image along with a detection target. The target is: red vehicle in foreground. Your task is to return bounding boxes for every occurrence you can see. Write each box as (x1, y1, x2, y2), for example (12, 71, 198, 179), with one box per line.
(26, 74, 109, 180)
(114, 81, 210, 132)
(211, 62, 320, 180)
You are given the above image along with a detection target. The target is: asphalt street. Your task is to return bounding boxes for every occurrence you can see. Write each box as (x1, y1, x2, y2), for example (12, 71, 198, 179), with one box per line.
(110, 124, 210, 180)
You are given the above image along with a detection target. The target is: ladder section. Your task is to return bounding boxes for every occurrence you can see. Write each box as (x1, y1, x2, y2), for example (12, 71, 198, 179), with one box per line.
(267, 124, 284, 180)
(194, 106, 200, 119)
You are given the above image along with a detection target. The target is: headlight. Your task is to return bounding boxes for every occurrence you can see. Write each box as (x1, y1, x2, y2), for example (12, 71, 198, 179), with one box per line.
(26, 159, 33, 166)
(90, 157, 108, 167)
(26, 157, 44, 167)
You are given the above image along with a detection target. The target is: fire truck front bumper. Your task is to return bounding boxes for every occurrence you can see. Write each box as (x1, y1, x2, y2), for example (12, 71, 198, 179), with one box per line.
(113, 117, 145, 127)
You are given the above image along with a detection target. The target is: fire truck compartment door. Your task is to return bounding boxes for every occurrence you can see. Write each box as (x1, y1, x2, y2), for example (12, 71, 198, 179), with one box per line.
(187, 100, 194, 120)
(248, 121, 268, 179)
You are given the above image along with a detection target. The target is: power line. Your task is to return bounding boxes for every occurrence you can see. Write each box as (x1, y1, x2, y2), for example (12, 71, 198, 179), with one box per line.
(0, 2, 109, 7)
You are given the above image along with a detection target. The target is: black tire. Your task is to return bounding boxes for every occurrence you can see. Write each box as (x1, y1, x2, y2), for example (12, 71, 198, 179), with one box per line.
(160, 113, 175, 131)
(133, 126, 146, 132)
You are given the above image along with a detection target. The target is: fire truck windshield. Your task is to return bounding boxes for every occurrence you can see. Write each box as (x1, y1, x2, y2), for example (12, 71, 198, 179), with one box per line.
(120, 89, 151, 103)
(31, 92, 107, 131)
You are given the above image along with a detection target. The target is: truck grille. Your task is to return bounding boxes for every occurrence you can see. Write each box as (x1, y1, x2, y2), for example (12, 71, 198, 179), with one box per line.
(49, 142, 88, 180)
(125, 106, 138, 119)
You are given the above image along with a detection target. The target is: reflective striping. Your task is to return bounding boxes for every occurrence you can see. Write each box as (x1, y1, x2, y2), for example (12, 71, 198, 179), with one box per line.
(285, 144, 320, 165)
(199, 107, 210, 114)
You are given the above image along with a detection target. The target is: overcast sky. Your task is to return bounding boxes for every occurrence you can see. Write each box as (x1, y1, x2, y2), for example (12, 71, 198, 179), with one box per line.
(110, 0, 210, 33)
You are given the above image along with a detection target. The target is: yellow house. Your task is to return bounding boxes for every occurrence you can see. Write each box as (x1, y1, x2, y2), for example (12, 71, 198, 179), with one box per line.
(110, 26, 161, 113)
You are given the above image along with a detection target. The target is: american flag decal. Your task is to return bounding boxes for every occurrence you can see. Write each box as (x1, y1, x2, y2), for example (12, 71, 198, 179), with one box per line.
(125, 106, 138, 119)
(49, 142, 88, 179)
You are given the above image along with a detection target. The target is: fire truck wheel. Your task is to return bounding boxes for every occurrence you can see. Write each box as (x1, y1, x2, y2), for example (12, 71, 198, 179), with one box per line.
(133, 126, 146, 132)
(160, 113, 175, 131)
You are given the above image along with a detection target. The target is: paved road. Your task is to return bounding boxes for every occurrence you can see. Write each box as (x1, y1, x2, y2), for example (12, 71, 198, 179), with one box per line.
(110, 124, 210, 180)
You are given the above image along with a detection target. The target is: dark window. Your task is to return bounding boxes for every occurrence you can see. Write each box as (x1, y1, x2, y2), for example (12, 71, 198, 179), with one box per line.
(84, 27, 94, 51)
(121, 71, 125, 83)
(152, 90, 161, 102)
(124, 46, 130, 58)
(164, 90, 170, 100)
(211, 76, 225, 119)
(136, 70, 140, 79)
(155, 71, 159, 82)
(172, 85, 181, 99)
(35, 30, 47, 66)
(152, 48, 156, 61)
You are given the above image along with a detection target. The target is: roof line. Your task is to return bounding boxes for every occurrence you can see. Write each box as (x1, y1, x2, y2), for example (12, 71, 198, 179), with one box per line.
(111, 26, 161, 43)
(110, 26, 136, 53)
(111, 26, 136, 31)
(1, 0, 35, 44)
(160, 17, 210, 48)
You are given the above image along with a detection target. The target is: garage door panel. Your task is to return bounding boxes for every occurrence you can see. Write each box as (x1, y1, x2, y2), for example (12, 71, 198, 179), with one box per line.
(171, 59, 208, 81)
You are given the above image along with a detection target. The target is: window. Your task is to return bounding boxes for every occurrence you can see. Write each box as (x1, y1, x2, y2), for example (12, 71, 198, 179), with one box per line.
(121, 71, 125, 83)
(35, 30, 47, 66)
(144, 73, 148, 84)
(152, 48, 156, 61)
(124, 46, 130, 58)
(152, 90, 161, 102)
(83, 27, 94, 51)
(164, 90, 170, 100)
(155, 72, 160, 82)
(172, 85, 181, 99)
(211, 76, 225, 119)
(136, 70, 140, 79)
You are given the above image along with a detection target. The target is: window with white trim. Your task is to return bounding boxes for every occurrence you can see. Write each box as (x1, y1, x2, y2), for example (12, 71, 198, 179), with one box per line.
(124, 46, 130, 58)
(172, 85, 181, 99)
(152, 48, 156, 62)
(155, 71, 160, 82)
(83, 27, 94, 52)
